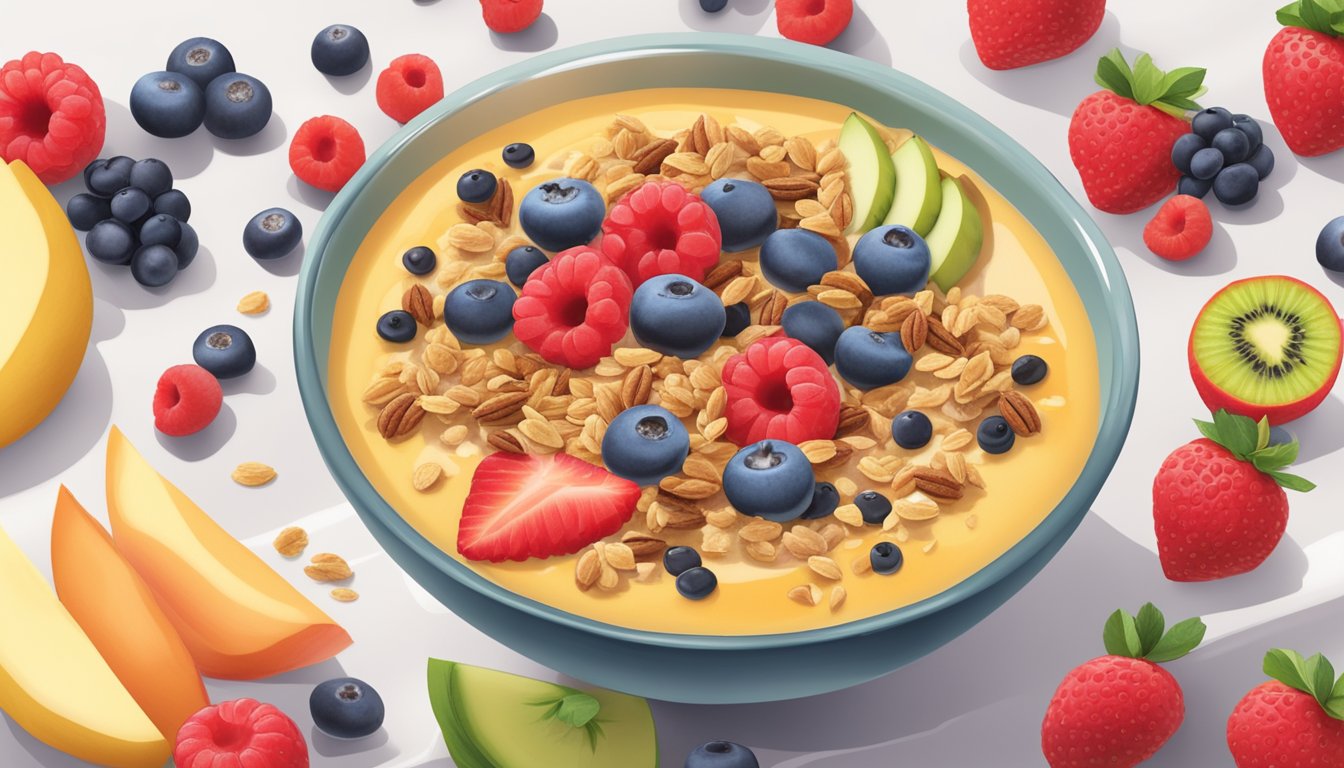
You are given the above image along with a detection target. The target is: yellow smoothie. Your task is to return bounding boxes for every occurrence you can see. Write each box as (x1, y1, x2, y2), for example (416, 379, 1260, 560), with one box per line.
(328, 88, 1099, 636)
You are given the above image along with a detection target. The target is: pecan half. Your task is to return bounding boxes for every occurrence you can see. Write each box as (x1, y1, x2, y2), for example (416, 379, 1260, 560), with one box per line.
(402, 284, 435, 327)
(901, 309, 928, 354)
(621, 365, 653, 408)
(999, 390, 1042, 436)
(378, 393, 425, 439)
(487, 430, 526, 454)
(761, 176, 820, 200)
(760, 291, 788, 326)
(621, 532, 668, 558)
(925, 316, 966, 357)
(702, 259, 744, 291)
(472, 391, 530, 423)
(834, 405, 869, 438)
(631, 139, 677, 175)
(912, 467, 963, 500)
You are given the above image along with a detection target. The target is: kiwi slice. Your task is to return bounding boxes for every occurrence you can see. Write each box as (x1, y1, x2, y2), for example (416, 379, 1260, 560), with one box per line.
(1192, 277, 1341, 406)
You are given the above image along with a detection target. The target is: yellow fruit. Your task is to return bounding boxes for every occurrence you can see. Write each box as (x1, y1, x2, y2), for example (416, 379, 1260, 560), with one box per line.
(0, 159, 92, 449)
(0, 521, 170, 768)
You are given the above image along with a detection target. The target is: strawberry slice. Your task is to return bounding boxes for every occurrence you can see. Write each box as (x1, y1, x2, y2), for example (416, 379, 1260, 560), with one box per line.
(457, 452, 641, 562)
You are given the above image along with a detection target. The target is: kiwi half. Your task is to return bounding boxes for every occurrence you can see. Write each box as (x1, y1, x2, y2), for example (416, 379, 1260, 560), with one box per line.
(1191, 276, 1342, 412)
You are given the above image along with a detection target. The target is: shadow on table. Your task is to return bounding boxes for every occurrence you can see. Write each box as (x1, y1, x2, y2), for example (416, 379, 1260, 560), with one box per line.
(678, 0, 773, 35)
(490, 14, 559, 53)
(828, 4, 890, 68)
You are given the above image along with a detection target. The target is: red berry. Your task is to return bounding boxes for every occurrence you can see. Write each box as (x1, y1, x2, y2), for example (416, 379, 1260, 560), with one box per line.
(480, 0, 544, 34)
(1042, 656, 1185, 767)
(458, 452, 641, 562)
(174, 699, 308, 768)
(776, 0, 854, 46)
(289, 115, 365, 193)
(1144, 195, 1213, 261)
(512, 246, 633, 370)
(0, 51, 106, 185)
(153, 364, 222, 437)
(968, 0, 1105, 70)
(376, 54, 444, 124)
(1228, 680, 1344, 766)
(1264, 27, 1344, 157)
(1069, 90, 1187, 214)
(600, 181, 722, 288)
(722, 336, 841, 446)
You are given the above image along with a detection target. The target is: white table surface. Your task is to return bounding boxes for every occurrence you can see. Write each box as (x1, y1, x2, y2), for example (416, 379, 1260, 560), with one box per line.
(5, 1, 1344, 766)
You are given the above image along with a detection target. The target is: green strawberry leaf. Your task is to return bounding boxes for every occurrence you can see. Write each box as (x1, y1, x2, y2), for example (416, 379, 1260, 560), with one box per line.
(1163, 67, 1209, 99)
(1265, 650, 1344, 721)
(1256, 416, 1272, 451)
(1094, 50, 1135, 100)
(1307, 654, 1337, 708)
(1264, 648, 1313, 692)
(1194, 417, 1220, 443)
(1102, 608, 1143, 658)
(1268, 470, 1317, 493)
(1192, 411, 1312, 490)
(1135, 603, 1165, 656)
(1213, 409, 1259, 457)
(1325, 697, 1344, 720)
(1250, 443, 1298, 471)
(1279, 0, 1344, 35)
(1102, 606, 1203, 662)
(1092, 49, 1204, 114)
(1144, 616, 1207, 663)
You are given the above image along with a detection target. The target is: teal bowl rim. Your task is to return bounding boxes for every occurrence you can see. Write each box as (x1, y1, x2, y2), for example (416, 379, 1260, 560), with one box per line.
(295, 33, 1139, 652)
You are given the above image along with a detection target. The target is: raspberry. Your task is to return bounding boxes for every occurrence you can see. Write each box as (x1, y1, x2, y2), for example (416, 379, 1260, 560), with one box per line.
(512, 246, 633, 370)
(174, 699, 308, 768)
(153, 364, 222, 437)
(601, 181, 722, 287)
(722, 337, 841, 446)
(480, 0, 544, 33)
(1144, 194, 1212, 261)
(0, 51, 106, 184)
(776, 0, 854, 46)
(376, 54, 444, 124)
(289, 115, 365, 193)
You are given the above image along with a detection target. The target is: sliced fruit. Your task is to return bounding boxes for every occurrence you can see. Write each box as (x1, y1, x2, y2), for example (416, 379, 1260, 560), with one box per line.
(1189, 276, 1343, 424)
(106, 427, 351, 679)
(925, 176, 985, 291)
(428, 659, 657, 768)
(457, 452, 641, 562)
(839, 112, 895, 234)
(882, 135, 942, 236)
(0, 159, 92, 449)
(51, 485, 208, 739)
(0, 522, 169, 768)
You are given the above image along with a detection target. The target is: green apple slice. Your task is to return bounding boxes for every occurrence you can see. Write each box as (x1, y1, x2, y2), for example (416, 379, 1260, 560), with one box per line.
(839, 112, 895, 235)
(428, 659, 658, 768)
(926, 177, 985, 292)
(882, 135, 942, 237)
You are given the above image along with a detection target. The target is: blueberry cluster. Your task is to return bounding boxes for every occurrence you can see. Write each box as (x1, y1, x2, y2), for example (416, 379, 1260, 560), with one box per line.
(67, 156, 198, 287)
(1172, 107, 1274, 207)
(130, 37, 272, 140)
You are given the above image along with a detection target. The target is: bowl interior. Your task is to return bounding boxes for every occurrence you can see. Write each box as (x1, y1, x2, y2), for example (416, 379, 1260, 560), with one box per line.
(295, 33, 1138, 652)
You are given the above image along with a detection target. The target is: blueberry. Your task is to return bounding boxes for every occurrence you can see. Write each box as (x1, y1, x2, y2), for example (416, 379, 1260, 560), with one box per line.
(457, 169, 497, 204)
(139, 214, 182, 247)
(110, 187, 152, 224)
(664, 546, 702, 576)
(1212, 128, 1251, 164)
(82, 158, 106, 190)
(311, 25, 370, 77)
(892, 410, 932, 449)
(154, 189, 192, 221)
(869, 542, 904, 575)
(192, 324, 256, 379)
(1177, 175, 1212, 199)
(800, 481, 840, 520)
(852, 225, 931, 296)
(1316, 216, 1344, 272)
(88, 156, 134, 196)
(676, 567, 718, 600)
(1248, 144, 1275, 180)
(1170, 134, 1206, 175)
(502, 142, 535, 169)
(601, 405, 690, 486)
(173, 221, 199, 268)
(759, 229, 837, 292)
(444, 279, 516, 344)
(722, 440, 815, 522)
(129, 72, 206, 139)
(66, 193, 111, 231)
(781, 301, 845, 365)
(1011, 354, 1048, 385)
(834, 326, 912, 391)
(855, 490, 892, 525)
(1189, 148, 1224, 181)
(1191, 107, 1233, 142)
(722, 302, 751, 337)
(1213, 163, 1259, 206)
(685, 740, 759, 768)
(128, 158, 174, 198)
(700, 178, 778, 252)
(977, 415, 1015, 454)
(86, 220, 138, 265)
(130, 245, 179, 287)
(698, 0, 730, 11)
(310, 677, 385, 740)
(203, 73, 272, 140)
(1232, 114, 1264, 151)
(377, 310, 417, 343)
(518, 178, 605, 252)
(402, 246, 437, 276)
(243, 207, 303, 260)
(630, 274, 726, 359)
(166, 37, 236, 89)
(505, 245, 547, 287)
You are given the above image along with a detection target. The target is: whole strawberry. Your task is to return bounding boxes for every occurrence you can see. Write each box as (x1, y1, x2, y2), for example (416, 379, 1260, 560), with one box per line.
(1068, 50, 1206, 214)
(1153, 410, 1314, 582)
(1042, 604, 1205, 767)
(1264, 0, 1344, 156)
(1227, 649, 1344, 766)
(968, 0, 1106, 70)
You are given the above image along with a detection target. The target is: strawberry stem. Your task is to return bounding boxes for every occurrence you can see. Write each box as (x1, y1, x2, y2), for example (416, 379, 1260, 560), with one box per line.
(1102, 604, 1206, 662)
(1263, 649, 1344, 720)
(1277, 0, 1344, 37)
(1192, 410, 1315, 492)
(1092, 49, 1206, 119)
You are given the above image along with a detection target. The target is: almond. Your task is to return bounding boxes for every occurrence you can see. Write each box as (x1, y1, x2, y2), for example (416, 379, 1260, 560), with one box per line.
(575, 548, 601, 590)
(621, 532, 667, 558)
(305, 553, 353, 582)
(761, 176, 819, 200)
(232, 462, 276, 487)
(807, 555, 843, 580)
(237, 290, 270, 315)
(999, 390, 1042, 436)
(402, 284, 435, 327)
(330, 588, 360, 602)
(272, 526, 308, 557)
(412, 462, 444, 491)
